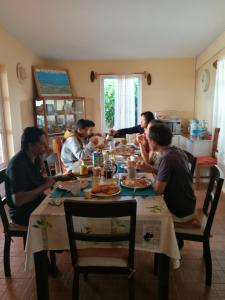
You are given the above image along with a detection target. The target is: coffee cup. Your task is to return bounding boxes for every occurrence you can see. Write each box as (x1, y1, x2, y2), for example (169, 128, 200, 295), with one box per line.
(69, 180, 81, 196)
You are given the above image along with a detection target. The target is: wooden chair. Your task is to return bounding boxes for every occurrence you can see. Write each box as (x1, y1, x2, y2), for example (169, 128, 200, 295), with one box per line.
(183, 150, 197, 179)
(52, 137, 66, 174)
(64, 199, 137, 300)
(175, 165, 224, 286)
(44, 153, 62, 176)
(195, 128, 220, 190)
(0, 168, 27, 277)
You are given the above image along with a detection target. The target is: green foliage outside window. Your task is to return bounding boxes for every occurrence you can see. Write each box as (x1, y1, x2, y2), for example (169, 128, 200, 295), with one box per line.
(104, 77, 139, 129)
(104, 79, 115, 128)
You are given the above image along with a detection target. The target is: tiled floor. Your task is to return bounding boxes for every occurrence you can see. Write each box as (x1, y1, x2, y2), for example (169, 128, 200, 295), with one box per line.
(0, 187, 225, 300)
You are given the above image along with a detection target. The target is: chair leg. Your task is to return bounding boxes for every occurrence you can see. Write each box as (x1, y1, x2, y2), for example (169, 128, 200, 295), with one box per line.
(154, 253, 159, 275)
(195, 164, 201, 190)
(128, 275, 134, 300)
(23, 236, 27, 250)
(83, 273, 88, 281)
(4, 235, 11, 277)
(203, 240, 212, 286)
(73, 269, 79, 300)
(49, 251, 58, 277)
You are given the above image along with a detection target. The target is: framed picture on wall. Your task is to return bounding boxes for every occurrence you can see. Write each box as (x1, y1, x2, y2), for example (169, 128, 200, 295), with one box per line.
(33, 66, 73, 97)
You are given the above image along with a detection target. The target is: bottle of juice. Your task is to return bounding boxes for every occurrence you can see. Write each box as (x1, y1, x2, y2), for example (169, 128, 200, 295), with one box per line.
(80, 160, 88, 175)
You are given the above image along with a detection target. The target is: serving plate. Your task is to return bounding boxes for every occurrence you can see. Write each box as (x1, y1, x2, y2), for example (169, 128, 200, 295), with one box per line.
(57, 180, 89, 191)
(121, 178, 151, 189)
(93, 189, 121, 198)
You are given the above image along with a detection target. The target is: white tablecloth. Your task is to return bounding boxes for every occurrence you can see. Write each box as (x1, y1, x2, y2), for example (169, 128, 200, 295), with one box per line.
(25, 194, 180, 271)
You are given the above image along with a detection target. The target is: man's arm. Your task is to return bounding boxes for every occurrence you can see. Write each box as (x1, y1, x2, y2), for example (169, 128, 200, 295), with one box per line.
(12, 177, 55, 207)
(67, 136, 97, 160)
(153, 180, 167, 194)
(116, 125, 143, 137)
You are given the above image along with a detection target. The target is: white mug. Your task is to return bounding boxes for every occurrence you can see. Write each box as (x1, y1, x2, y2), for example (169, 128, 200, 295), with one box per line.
(69, 180, 81, 196)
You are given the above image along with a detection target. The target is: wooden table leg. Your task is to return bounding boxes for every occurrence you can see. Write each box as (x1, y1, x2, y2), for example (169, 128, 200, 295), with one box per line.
(157, 254, 170, 300)
(34, 251, 49, 300)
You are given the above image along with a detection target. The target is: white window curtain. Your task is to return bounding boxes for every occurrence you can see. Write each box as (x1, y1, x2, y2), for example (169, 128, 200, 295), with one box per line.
(114, 76, 136, 130)
(212, 59, 225, 165)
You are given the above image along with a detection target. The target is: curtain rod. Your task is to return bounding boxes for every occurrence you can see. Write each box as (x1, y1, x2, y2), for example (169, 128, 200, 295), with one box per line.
(90, 70, 152, 85)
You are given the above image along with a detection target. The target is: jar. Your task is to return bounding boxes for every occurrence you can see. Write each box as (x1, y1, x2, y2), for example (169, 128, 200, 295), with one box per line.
(80, 161, 88, 175)
(127, 166, 136, 179)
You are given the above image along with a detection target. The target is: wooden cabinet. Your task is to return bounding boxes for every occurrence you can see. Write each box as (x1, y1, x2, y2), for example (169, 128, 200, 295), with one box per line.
(34, 96, 86, 141)
(179, 135, 212, 157)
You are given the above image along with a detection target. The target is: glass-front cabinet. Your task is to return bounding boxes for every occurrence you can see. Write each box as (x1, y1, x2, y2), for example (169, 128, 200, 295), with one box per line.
(34, 96, 86, 140)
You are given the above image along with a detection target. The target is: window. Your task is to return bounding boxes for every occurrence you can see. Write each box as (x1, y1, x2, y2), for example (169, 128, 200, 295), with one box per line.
(213, 59, 225, 165)
(100, 75, 142, 132)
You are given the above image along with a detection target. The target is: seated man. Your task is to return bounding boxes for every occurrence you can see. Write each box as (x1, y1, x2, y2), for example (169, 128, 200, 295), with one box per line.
(6, 127, 75, 226)
(61, 119, 98, 170)
(109, 111, 155, 137)
(137, 124, 196, 222)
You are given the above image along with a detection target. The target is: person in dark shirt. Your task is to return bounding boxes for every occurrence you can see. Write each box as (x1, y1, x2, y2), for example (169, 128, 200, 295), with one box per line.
(137, 124, 196, 221)
(109, 111, 155, 137)
(6, 127, 75, 225)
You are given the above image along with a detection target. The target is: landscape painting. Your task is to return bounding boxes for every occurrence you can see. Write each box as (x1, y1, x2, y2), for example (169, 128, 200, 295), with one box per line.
(33, 67, 73, 96)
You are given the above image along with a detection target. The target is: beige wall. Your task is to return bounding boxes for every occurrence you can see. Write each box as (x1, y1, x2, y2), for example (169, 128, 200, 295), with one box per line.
(0, 26, 42, 157)
(195, 31, 225, 131)
(44, 58, 195, 132)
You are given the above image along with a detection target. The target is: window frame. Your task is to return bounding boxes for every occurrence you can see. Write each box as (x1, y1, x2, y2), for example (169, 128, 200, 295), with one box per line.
(100, 74, 142, 132)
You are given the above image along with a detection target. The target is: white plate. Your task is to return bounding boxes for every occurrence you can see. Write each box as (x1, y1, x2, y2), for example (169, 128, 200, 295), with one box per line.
(121, 179, 151, 189)
(57, 180, 89, 191)
(90, 136, 105, 147)
(93, 188, 121, 198)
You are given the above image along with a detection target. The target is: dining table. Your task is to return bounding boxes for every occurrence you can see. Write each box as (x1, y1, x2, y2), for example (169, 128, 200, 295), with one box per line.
(25, 170, 180, 300)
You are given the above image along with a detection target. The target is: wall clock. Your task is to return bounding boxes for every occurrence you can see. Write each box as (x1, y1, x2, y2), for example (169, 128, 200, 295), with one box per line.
(200, 69, 210, 92)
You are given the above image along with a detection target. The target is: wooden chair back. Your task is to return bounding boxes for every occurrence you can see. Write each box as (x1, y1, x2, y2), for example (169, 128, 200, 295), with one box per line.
(202, 165, 224, 235)
(64, 199, 137, 268)
(0, 169, 10, 233)
(52, 137, 65, 173)
(183, 150, 197, 178)
(44, 153, 61, 176)
(212, 128, 220, 158)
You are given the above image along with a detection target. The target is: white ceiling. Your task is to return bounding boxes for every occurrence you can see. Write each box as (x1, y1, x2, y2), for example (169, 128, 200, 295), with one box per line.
(0, 0, 225, 60)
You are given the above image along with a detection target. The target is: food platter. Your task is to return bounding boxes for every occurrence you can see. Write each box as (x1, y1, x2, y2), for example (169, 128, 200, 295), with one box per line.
(93, 189, 121, 198)
(121, 178, 151, 189)
(57, 180, 89, 191)
(91, 184, 121, 197)
(116, 147, 135, 156)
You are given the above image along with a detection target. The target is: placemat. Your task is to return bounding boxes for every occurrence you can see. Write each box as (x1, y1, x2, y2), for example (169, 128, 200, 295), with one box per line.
(51, 182, 156, 198)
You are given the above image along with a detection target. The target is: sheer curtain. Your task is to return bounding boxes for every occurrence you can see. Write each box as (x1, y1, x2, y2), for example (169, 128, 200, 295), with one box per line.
(114, 76, 136, 130)
(212, 59, 225, 165)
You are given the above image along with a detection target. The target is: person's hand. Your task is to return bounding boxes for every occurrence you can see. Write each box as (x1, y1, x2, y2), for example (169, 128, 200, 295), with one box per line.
(109, 129, 117, 136)
(90, 137, 99, 146)
(95, 132, 103, 137)
(43, 177, 56, 189)
(136, 160, 154, 173)
(97, 143, 105, 149)
(136, 134, 145, 144)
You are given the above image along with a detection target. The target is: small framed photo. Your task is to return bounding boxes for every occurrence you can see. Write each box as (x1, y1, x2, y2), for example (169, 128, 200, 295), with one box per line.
(33, 66, 73, 97)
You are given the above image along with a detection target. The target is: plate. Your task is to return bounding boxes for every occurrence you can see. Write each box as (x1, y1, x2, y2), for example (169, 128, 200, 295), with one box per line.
(121, 178, 151, 189)
(90, 136, 105, 147)
(93, 189, 121, 198)
(57, 180, 89, 191)
(116, 147, 134, 156)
